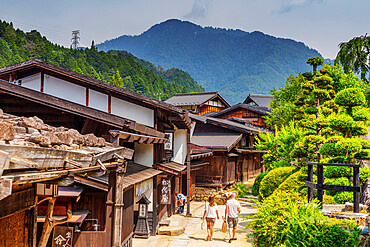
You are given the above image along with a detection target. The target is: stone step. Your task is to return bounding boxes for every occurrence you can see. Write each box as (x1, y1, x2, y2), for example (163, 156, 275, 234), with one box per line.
(159, 219, 171, 226)
(158, 226, 185, 236)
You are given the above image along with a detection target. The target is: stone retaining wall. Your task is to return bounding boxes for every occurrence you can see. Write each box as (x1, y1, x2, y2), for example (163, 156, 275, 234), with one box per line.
(194, 187, 228, 205)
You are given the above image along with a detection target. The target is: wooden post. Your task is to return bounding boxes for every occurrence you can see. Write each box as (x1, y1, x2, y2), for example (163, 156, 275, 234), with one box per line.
(317, 164, 324, 206)
(113, 165, 125, 247)
(32, 197, 38, 247)
(307, 164, 313, 203)
(105, 170, 115, 247)
(186, 129, 191, 216)
(152, 175, 158, 236)
(353, 166, 360, 213)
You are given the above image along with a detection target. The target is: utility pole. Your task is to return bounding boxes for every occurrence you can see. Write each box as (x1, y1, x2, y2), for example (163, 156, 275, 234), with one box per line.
(71, 30, 80, 49)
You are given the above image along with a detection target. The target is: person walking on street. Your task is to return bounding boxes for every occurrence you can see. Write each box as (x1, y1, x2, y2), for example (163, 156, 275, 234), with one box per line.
(176, 193, 186, 214)
(202, 195, 219, 241)
(224, 192, 241, 243)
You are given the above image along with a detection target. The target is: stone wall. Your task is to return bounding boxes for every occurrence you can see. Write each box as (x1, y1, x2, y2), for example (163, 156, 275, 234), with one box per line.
(194, 187, 228, 205)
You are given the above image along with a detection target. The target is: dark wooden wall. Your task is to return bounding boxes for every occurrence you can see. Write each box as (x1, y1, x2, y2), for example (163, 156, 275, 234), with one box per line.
(0, 210, 32, 247)
(122, 187, 134, 243)
(75, 191, 106, 231)
(217, 108, 267, 128)
(199, 105, 226, 115)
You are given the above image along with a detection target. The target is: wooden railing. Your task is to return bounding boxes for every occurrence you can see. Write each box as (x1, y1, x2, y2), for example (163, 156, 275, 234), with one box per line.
(195, 175, 223, 186)
(306, 162, 360, 213)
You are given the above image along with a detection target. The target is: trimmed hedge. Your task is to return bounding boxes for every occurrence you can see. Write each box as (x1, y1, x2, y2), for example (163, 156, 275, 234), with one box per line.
(324, 166, 351, 178)
(274, 171, 305, 195)
(259, 166, 296, 199)
(252, 172, 268, 196)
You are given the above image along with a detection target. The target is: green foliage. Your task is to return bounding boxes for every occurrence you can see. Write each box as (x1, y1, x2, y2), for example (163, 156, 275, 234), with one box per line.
(334, 192, 354, 204)
(273, 171, 305, 195)
(307, 56, 324, 67)
(324, 166, 352, 178)
(248, 191, 361, 247)
(335, 34, 370, 82)
(97, 19, 324, 104)
(231, 183, 250, 198)
(335, 88, 366, 108)
(323, 195, 336, 204)
(251, 172, 268, 196)
(359, 167, 370, 182)
(0, 20, 203, 101)
(324, 177, 351, 196)
(259, 166, 296, 199)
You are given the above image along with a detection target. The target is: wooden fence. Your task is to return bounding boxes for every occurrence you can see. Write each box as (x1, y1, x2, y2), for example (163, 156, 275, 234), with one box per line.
(306, 162, 360, 213)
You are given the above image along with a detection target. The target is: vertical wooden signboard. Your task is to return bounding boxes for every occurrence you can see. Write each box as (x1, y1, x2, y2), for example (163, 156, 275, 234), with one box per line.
(160, 178, 171, 204)
(52, 226, 73, 247)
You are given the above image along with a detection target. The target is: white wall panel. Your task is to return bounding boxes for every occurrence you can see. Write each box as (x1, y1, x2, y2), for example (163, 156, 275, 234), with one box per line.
(134, 179, 153, 211)
(111, 97, 154, 127)
(173, 129, 187, 165)
(20, 73, 41, 91)
(134, 143, 154, 167)
(44, 75, 85, 105)
(88, 89, 108, 112)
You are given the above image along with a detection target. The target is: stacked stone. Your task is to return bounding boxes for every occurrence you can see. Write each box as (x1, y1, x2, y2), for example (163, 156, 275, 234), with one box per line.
(194, 186, 228, 205)
(0, 110, 106, 149)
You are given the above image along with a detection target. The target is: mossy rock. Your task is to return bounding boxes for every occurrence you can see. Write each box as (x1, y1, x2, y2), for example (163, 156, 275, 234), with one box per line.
(259, 166, 296, 199)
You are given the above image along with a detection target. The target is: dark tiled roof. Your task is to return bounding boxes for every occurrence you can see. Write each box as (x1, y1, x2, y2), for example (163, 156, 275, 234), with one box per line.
(165, 92, 230, 107)
(0, 59, 184, 115)
(210, 103, 271, 117)
(191, 133, 242, 151)
(189, 112, 266, 134)
(244, 94, 274, 107)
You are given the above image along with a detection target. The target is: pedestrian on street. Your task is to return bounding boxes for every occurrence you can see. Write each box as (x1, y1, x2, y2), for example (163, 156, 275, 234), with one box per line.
(224, 192, 241, 243)
(202, 195, 219, 241)
(176, 193, 186, 214)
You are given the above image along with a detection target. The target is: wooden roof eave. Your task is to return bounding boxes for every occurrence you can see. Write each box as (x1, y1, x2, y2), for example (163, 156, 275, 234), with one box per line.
(109, 130, 168, 144)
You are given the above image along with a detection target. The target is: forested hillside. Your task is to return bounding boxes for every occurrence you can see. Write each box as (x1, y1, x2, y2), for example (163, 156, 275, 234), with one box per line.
(0, 20, 203, 100)
(98, 19, 325, 104)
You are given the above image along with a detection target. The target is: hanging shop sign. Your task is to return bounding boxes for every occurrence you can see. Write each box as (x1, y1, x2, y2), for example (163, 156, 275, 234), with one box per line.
(160, 178, 171, 204)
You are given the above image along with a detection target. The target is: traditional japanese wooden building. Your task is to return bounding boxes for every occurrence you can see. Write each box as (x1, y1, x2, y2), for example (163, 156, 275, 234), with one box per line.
(165, 92, 230, 115)
(189, 114, 267, 187)
(0, 59, 194, 246)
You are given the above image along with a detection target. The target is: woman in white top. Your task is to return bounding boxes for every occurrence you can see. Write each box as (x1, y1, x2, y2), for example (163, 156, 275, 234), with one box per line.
(202, 195, 219, 241)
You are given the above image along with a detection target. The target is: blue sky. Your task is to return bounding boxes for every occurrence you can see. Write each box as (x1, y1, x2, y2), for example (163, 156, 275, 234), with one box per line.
(0, 0, 367, 59)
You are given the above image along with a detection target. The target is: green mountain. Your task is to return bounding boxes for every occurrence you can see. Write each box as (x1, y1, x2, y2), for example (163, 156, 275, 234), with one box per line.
(0, 20, 203, 100)
(97, 19, 325, 104)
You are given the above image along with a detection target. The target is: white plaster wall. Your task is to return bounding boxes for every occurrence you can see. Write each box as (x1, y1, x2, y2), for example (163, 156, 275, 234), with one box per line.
(88, 89, 108, 112)
(134, 179, 153, 211)
(20, 73, 41, 91)
(134, 143, 154, 167)
(173, 129, 187, 165)
(44, 75, 85, 105)
(111, 97, 154, 127)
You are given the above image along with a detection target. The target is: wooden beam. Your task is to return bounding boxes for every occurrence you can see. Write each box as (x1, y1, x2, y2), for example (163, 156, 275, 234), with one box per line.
(37, 196, 72, 247)
(0, 178, 12, 201)
(0, 187, 36, 218)
(0, 150, 10, 176)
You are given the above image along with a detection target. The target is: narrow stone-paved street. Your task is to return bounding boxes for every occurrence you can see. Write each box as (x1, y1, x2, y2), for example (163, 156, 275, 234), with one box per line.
(134, 200, 256, 247)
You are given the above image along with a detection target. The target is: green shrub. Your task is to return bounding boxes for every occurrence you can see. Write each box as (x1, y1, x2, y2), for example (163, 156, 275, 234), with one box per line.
(248, 191, 361, 247)
(252, 172, 268, 196)
(323, 195, 336, 204)
(259, 166, 296, 199)
(231, 183, 250, 198)
(324, 166, 351, 178)
(335, 88, 366, 107)
(324, 177, 351, 196)
(334, 192, 354, 204)
(274, 171, 305, 195)
(359, 167, 370, 182)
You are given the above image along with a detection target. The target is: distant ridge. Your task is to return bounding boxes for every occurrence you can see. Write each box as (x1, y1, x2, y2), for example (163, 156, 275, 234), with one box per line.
(98, 19, 324, 104)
